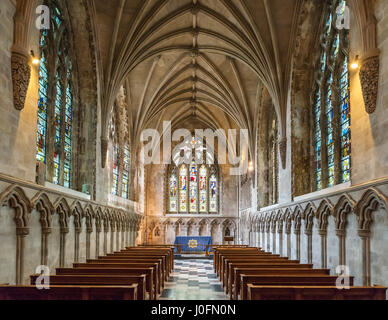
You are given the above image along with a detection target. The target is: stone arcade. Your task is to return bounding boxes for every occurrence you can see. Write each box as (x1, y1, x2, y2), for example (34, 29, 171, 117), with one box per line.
(0, 0, 388, 300)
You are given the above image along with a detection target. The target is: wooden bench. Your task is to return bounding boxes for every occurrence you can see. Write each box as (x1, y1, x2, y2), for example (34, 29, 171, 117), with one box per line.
(232, 268, 331, 300)
(123, 248, 174, 270)
(220, 256, 295, 279)
(225, 262, 314, 293)
(77, 261, 166, 284)
(30, 274, 146, 299)
(55, 267, 156, 299)
(104, 253, 170, 275)
(247, 285, 387, 300)
(221, 260, 313, 287)
(0, 285, 138, 300)
(239, 274, 354, 300)
(72, 261, 163, 292)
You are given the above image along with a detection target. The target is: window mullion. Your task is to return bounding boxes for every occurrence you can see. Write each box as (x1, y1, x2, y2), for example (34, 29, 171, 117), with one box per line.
(59, 72, 66, 186)
(333, 54, 343, 185)
(45, 56, 57, 184)
(320, 79, 329, 189)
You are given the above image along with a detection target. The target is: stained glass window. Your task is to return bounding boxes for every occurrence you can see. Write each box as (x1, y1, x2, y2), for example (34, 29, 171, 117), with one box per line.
(209, 175, 217, 213)
(122, 146, 130, 199)
(169, 174, 178, 212)
(340, 56, 351, 183)
(169, 136, 218, 214)
(189, 162, 198, 212)
(179, 165, 188, 212)
(199, 165, 207, 212)
(313, 0, 350, 190)
(36, 35, 48, 164)
(112, 146, 120, 196)
(35, 1, 74, 189)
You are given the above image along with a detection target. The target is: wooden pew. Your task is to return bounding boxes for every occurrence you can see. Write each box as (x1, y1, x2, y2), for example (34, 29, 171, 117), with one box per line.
(213, 248, 264, 272)
(77, 260, 166, 284)
(220, 256, 295, 279)
(30, 274, 146, 300)
(225, 262, 314, 294)
(104, 252, 170, 275)
(247, 285, 387, 300)
(239, 274, 354, 300)
(123, 248, 174, 270)
(71, 262, 162, 293)
(55, 267, 156, 299)
(0, 285, 138, 300)
(232, 268, 331, 300)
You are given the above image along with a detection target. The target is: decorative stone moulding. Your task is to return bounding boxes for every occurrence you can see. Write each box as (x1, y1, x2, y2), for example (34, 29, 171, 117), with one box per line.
(359, 52, 380, 114)
(11, 50, 31, 111)
(279, 137, 287, 170)
(101, 138, 108, 168)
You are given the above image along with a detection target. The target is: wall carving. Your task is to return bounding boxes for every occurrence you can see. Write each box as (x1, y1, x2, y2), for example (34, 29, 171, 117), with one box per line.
(11, 52, 31, 111)
(359, 55, 380, 114)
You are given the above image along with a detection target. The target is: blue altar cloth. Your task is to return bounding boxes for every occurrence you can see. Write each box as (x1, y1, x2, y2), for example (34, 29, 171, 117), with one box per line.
(174, 236, 212, 253)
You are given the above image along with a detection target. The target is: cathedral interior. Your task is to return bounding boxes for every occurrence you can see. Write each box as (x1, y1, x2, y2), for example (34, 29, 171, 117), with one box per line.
(1, 0, 388, 301)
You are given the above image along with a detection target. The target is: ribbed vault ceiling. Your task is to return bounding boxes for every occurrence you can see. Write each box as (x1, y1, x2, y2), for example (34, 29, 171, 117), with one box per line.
(91, 0, 303, 159)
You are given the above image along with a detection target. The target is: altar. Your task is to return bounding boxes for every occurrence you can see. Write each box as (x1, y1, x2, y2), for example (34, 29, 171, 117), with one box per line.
(174, 236, 212, 253)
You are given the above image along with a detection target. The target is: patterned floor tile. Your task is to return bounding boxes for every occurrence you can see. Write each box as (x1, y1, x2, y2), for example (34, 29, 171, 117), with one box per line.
(159, 258, 229, 300)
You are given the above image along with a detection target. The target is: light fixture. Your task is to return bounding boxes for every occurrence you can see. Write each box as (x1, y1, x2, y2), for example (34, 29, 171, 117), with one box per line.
(248, 161, 254, 172)
(30, 50, 40, 65)
(351, 55, 359, 70)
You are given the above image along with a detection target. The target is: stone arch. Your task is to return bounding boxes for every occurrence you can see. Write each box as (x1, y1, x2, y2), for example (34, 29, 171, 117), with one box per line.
(333, 194, 356, 231)
(0, 185, 33, 284)
(315, 198, 334, 232)
(355, 188, 388, 232)
(198, 218, 209, 236)
(0, 185, 32, 230)
(31, 191, 54, 266)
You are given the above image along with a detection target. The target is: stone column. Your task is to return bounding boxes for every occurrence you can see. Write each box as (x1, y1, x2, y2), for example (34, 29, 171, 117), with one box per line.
(336, 229, 346, 266)
(359, 230, 371, 286)
(16, 227, 29, 285)
(306, 230, 312, 264)
(294, 229, 300, 261)
(59, 228, 69, 268)
(116, 223, 120, 251)
(110, 223, 115, 253)
(86, 227, 92, 260)
(74, 228, 81, 263)
(271, 224, 276, 253)
(277, 223, 283, 257)
(319, 229, 327, 268)
(286, 231, 291, 259)
(41, 227, 51, 266)
(95, 224, 101, 259)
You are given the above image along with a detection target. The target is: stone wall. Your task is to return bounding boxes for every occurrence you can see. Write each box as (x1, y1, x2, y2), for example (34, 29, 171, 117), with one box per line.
(251, 179, 388, 291)
(0, 174, 141, 285)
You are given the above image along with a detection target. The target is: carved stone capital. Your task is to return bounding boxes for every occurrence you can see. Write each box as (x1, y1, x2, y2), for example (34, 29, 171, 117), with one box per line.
(61, 227, 69, 234)
(335, 229, 346, 237)
(16, 227, 29, 236)
(11, 51, 31, 111)
(360, 54, 380, 114)
(42, 227, 52, 235)
(358, 229, 371, 239)
(318, 229, 327, 236)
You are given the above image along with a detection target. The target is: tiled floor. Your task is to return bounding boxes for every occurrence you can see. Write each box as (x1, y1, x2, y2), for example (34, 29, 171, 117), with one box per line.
(159, 258, 229, 300)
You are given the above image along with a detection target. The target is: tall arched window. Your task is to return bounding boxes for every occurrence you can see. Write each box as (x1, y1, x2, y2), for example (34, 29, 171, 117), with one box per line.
(313, 0, 350, 191)
(109, 86, 131, 199)
(167, 136, 219, 214)
(35, 1, 76, 189)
